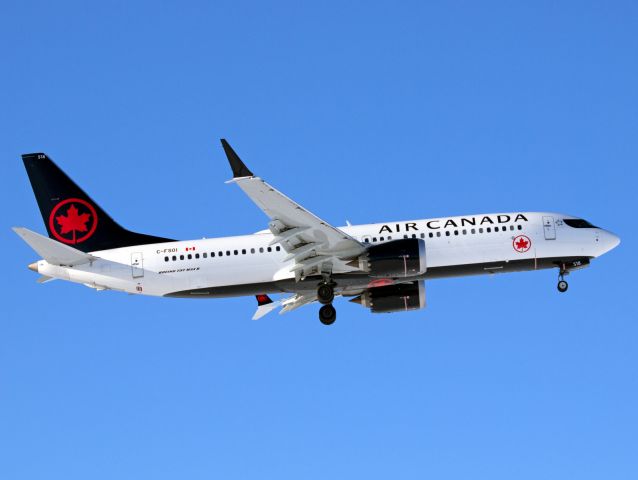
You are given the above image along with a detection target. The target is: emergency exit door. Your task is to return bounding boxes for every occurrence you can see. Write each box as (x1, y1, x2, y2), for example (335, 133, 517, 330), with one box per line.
(542, 216, 556, 240)
(131, 252, 144, 278)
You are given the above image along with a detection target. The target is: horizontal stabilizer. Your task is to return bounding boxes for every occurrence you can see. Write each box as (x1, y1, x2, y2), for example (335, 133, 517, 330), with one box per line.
(37, 275, 56, 284)
(13, 227, 95, 266)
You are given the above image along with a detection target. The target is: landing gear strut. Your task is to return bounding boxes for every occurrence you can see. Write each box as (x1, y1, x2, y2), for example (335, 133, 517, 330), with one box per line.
(319, 304, 337, 325)
(557, 267, 569, 293)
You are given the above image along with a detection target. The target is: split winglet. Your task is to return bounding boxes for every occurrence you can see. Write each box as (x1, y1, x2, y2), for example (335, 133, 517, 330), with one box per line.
(221, 139, 253, 178)
(252, 294, 280, 320)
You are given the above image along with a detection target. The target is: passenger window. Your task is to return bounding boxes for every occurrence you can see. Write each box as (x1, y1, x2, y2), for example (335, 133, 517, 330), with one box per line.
(267, 247, 272, 252)
(445, 231, 450, 237)
(259, 247, 264, 253)
(164, 256, 169, 262)
(196, 253, 200, 259)
(388, 236, 392, 240)
(487, 227, 491, 233)
(372, 237, 377, 242)
(226, 251, 231, 256)
(471, 228, 476, 234)
(420, 233, 425, 239)
(242, 249, 246, 254)
(436, 232, 441, 237)
(454, 230, 458, 236)
(180, 255, 184, 260)
(429, 232, 433, 238)
(462, 229, 467, 235)
(276, 246, 281, 251)
(203, 253, 207, 258)
(479, 228, 483, 233)
(251, 248, 255, 254)
(234, 250, 238, 255)
(510, 225, 514, 231)
(380, 236, 384, 241)
(411, 234, 416, 239)
(187, 254, 192, 260)
(218, 251, 223, 257)
(172, 255, 176, 261)
(364, 238, 369, 243)
(404, 235, 408, 239)
(518, 225, 522, 230)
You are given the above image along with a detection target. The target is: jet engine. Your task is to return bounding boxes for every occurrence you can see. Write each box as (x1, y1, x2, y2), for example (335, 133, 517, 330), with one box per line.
(351, 281, 426, 313)
(350, 238, 426, 278)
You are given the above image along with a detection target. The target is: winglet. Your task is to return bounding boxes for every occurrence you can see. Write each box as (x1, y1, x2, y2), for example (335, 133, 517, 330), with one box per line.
(221, 139, 253, 178)
(252, 294, 280, 320)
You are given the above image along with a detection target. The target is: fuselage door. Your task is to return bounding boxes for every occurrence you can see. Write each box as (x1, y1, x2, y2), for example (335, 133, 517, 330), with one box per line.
(131, 252, 144, 278)
(542, 216, 556, 240)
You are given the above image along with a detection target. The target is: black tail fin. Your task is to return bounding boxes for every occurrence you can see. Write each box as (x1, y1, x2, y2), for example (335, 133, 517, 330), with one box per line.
(22, 153, 173, 253)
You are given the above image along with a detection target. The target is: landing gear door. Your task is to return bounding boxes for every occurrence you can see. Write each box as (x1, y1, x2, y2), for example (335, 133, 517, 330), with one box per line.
(542, 216, 556, 240)
(131, 252, 144, 278)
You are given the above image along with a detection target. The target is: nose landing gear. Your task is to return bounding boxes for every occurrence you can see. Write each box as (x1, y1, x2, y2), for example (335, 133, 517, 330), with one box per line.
(557, 266, 569, 293)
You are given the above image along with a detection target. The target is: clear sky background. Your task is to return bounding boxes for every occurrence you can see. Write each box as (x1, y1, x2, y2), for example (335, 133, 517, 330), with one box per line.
(1, 1, 637, 479)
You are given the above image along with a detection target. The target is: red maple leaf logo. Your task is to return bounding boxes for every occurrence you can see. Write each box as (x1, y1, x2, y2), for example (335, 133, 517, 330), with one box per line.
(514, 237, 529, 251)
(56, 204, 91, 244)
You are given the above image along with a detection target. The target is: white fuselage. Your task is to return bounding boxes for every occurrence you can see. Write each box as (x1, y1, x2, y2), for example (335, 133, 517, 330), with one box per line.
(32, 212, 619, 298)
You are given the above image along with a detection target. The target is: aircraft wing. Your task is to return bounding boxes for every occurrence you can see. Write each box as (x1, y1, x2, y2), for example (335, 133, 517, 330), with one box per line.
(221, 140, 365, 280)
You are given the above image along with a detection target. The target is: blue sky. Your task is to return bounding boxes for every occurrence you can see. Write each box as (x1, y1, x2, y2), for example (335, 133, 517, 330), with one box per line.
(1, 1, 637, 478)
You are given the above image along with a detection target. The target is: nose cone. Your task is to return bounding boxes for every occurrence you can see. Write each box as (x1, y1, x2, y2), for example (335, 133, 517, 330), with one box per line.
(28, 262, 39, 272)
(599, 230, 620, 255)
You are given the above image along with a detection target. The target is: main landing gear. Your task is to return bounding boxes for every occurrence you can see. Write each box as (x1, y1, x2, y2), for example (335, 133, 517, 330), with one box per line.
(319, 304, 337, 325)
(557, 267, 569, 293)
(317, 281, 336, 325)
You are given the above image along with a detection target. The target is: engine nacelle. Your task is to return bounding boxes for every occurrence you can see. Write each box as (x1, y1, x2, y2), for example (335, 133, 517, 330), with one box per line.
(352, 281, 426, 313)
(352, 238, 426, 278)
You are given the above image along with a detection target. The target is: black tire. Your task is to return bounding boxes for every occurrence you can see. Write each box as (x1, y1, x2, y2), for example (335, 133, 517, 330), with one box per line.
(557, 280, 568, 293)
(319, 304, 337, 325)
(317, 283, 335, 305)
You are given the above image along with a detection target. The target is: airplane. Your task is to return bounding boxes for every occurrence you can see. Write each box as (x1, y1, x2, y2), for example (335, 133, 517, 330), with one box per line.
(14, 140, 620, 325)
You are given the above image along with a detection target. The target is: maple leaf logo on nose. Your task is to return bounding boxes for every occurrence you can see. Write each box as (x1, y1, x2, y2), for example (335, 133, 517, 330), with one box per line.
(56, 204, 91, 244)
(515, 237, 529, 251)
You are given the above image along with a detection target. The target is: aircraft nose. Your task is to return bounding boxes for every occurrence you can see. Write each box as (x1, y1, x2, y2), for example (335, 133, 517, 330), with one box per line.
(599, 230, 620, 254)
(609, 232, 621, 250)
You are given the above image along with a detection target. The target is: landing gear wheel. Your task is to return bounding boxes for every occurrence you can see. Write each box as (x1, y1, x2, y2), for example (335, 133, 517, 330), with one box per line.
(319, 304, 337, 325)
(317, 283, 335, 305)
(557, 280, 568, 293)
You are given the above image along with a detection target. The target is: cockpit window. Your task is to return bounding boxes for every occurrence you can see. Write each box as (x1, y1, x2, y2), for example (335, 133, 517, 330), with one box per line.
(564, 218, 597, 228)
